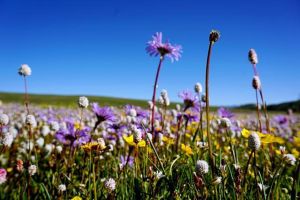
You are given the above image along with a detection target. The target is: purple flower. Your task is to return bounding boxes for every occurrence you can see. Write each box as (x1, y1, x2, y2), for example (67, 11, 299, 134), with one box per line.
(146, 32, 182, 62)
(0, 168, 7, 185)
(218, 107, 234, 119)
(120, 155, 134, 169)
(178, 90, 200, 112)
(92, 103, 116, 123)
(273, 115, 288, 126)
(55, 122, 91, 147)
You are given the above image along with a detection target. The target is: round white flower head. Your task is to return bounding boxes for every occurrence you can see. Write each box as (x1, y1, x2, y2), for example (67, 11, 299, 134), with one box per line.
(195, 160, 209, 175)
(25, 115, 37, 127)
(1, 132, 13, 147)
(220, 117, 232, 129)
(78, 96, 89, 108)
(105, 178, 116, 192)
(50, 121, 60, 131)
(248, 49, 258, 65)
(133, 127, 142, 144)
(0, 114, 9, 126)
(248, 132, 261, 151)
(283, 154, 296, 166)
(18, 64, 32, 76)
(36, 137, 44, 148)
(129, 108, 137, 117)
(252, 76, 261, 90)
(28, 165, 37, 176)
(161, 89, 168, 99)
(194, 82, 203, 94)
(97, 138, 106, 149)
(41, 125, 50, 136)
(56, 145, 63, 154)
(58, 184, 66, 192)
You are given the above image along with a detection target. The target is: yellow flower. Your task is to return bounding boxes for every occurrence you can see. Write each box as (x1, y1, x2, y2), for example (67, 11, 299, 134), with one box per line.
(291, 149, 299, 158)
(293, 137, 300, 148)
(181, 144, 193, 156)
(162, 136, 175, 145)
(71, 196, 82, 200)
(74, 122, 82, 130)
(123, 135, 146, 147)
(241, 129, 284, 144)
(81, 141, 106, 152)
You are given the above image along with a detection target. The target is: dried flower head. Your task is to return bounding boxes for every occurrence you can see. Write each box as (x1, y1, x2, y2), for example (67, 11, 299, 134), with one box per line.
(195, 160, 209, 175)
(0, 114, 9, 126)
(18, 64, 32, 76)
(209, 30, 220, 43)
(252, 75, 261, 90)
(78, 96, 89, 108)
(25, 115, 37, 127)
(248, 132, 261, 151)
(194, 82, 202, 94)
(16, 159, 24, 172)
(105, 178, 116, 193)
(58, 184, 66, 192)
(28, 165, 37, 176)
(248, 49, 258, 64)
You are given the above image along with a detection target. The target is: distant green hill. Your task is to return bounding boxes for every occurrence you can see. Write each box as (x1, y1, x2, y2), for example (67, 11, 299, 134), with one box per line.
(239, 100, 300, 113)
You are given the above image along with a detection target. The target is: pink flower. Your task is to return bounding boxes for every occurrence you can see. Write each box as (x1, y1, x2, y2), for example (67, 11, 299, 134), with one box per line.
(0, 168, 7, 184)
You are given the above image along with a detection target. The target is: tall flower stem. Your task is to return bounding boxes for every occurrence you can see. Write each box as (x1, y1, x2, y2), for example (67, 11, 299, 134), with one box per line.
(205, 41, 215, 176)
(151, 56, 164, 142)
(255, 90, 262, 132)
(23, 76, 30, 114)
(192, 95, 203, 142)
(258, 89, 270, 133)
(243, 150, 254, 187)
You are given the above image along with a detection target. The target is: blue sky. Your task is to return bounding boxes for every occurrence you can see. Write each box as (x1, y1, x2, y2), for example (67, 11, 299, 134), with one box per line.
(0, 0, 299, 106)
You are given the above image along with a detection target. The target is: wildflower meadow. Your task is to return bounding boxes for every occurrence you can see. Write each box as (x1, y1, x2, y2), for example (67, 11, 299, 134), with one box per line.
(0, 31, 299, 200)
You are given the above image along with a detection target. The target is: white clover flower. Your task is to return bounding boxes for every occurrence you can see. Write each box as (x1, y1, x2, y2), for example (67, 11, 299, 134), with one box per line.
(252, 76, 261, 90)
(248, 132, 261, 151)
(58, 184, 66, 192)
(1, 132, 13, 147)
(28, 165, 37, 176)
(129, 108, 137, 117)
(195, 160, 209, 175)
(194, 82, 202, 94)
(0, 114, 9, 126)
(18, 64, 32, 76)
(36, 137, 44, 148)
(248, 49, 258, 64)
(25, 115, 37, 127)
(56, 145, 63, 154)
(283, 154, 296, 166)
(104, 178, 116, 192)
(41, 125, 50, 136)
(78, 96, 89, 108)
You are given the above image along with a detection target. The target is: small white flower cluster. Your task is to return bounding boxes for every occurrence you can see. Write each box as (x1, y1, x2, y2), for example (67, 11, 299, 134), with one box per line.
(159, 89, 170, 106)
(78, 96, 89, 108)
(0, 114, 9, 126)
(50, 121, 60, 132)
(25, 115, 37, 127)
(194, 82, 202, 94)
(58, 184, 66, 193)
(104, 178, 116, 193)
(195, 160, 209, 176)
(18, 64, 32, 76)
(248, 132, 261, 151)
(1, 132, 13, 147)
(28, 165, 37, 176)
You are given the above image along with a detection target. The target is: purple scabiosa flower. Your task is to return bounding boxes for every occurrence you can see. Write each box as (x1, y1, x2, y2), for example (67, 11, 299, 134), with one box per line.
(92, 103, 116, 131)
(218, 107, 234, 119)
(178, 90, 200, 112)
(146, 32, 182, 62)
(55, 122, 91, 147)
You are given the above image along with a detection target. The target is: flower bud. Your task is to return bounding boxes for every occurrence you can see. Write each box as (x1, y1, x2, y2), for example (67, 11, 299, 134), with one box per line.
(252, 75, 261, 90)
(248, 132, 261, 151)
(209, 30, 220, 43)
(248, 49, 258, 64)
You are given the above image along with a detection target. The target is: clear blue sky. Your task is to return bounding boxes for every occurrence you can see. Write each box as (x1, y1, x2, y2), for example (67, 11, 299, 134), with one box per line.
(0, 0, 299, 106)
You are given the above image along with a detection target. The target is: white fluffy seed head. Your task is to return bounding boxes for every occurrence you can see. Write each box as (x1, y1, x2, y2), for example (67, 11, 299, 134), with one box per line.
(248, 49, 258, 64)
(18, 64, 32, 76)
(28, 165, 37, 176)
(283, 154, 296, 166)
(129, 108, 137, 117)
(105, 178, 116, 192)
(25, 115, 37, 127)
(252, 76, 261, 90)
(195, 160, 209, 175)
(0, 114, 9, 126)
(161, 89, 168, 99)
(133, 128, 142, 144)
(58, 184, 66, 192)
(50, 121, 59, 131)
(248, 132, 261, 151)
(1, 132, 13, 147)
(194, 82, 202, 94)
(78, 96, 89, 108)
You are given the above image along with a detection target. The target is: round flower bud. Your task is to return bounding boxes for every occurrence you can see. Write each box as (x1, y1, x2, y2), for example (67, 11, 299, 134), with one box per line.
(18, 64, 32, 76)
(248, 132, 261, 151)
(56, 145, 63, 154)
(1, 132, 13, 147)
(283, 154, 296, 166)
(248, 49, 258, 64)
(50, 121, 60, 131)
(161, 89, 168, 99)
(58, 184, 66, 192)
(220, 117, 232, 128)
(25, 115, 37, 127)
(129, 108, 137, 117)
(252, 76, 261, 90)
(78, 96, 89, 108)
(133, 128, 142, 144)
(28, 165, 37, 176)
(195, 160, 209, 175)
(0, 114, 9, 126)
(104, 178, 116, 192)
(209, 30, 220, 43)
(194, 82, 202, 94)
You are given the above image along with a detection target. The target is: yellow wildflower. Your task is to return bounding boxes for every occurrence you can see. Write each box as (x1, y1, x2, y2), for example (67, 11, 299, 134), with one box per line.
(241, 129, 284, 144)
(71, 196, 82, 200)
(81, 141, 106, 152)
(181, 144, 193, 156)
(123, 135, 146, 147)
(162, 136, 175, 145)
(291, 149, 299, 158)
